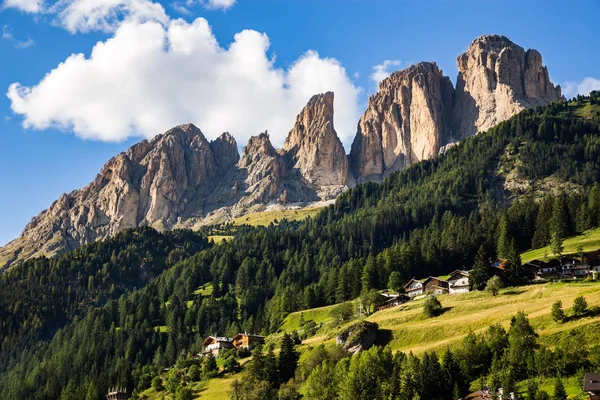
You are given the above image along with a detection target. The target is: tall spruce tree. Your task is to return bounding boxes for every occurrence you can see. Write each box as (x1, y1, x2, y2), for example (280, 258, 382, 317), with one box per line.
(278, 334, 299, 384)
(470, 246, 493, 291)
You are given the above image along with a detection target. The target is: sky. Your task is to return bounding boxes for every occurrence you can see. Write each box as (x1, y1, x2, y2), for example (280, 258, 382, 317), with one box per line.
(0, 0, 599, 246)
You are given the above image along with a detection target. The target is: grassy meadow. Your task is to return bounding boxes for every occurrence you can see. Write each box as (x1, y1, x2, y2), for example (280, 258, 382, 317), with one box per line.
(521, 227, 600, 263)
(286, 281, 600, 355)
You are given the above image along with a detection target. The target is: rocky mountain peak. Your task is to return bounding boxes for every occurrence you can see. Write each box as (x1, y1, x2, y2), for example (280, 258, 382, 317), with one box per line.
(241, 132, 277, 162)
(210, 132, 240, 172)
(349, 61, 454, 183)
(284, 92, 349, 190)
(454, 34, 561, 138)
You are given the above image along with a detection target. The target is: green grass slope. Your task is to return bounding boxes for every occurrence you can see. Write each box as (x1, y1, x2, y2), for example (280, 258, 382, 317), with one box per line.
(521, 227, 600, 263)
(287, 281, 600, 356)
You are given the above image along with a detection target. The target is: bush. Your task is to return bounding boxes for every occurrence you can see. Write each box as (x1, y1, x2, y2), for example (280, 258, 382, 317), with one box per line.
(423, 295, 442, 318)
(551, 300, 566, 323)
(151, 376, 164, 392)
(174, 386, 193, 400)
(572, 295, 588, 317)
(237, 347, 251, 358)
(485, 276, 503, 296)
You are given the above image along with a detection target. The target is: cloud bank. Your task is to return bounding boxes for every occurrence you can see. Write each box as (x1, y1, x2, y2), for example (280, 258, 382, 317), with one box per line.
(7, 18, 361, 147)
(563, 77, 600, 99)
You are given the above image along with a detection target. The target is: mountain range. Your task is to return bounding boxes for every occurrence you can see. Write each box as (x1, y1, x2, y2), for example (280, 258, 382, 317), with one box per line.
(0, 34, 562, 269)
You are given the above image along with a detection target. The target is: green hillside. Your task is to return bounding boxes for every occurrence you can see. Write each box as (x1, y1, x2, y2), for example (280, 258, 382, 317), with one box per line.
(521, 227, 600, 263)
(287, 281, 600, 354)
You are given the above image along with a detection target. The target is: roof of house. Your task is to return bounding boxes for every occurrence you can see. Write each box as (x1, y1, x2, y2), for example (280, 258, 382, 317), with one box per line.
(233, 333, 266, 340)
(584, 373, 600, 392)
(202, 336, 233, 346)
(423, 276, 449, 288)
(404, 278, 423, 290)
(448, 270, 470, 279)
(463, 390, 493, 400)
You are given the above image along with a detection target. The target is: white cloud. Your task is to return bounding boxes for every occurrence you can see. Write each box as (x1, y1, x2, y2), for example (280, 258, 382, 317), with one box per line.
(563, 77, 600, 99)
(50, 0, 169, 33)
(2, 0, 43, 13)
(7, 18, 361, 148)
(200, 0, 235, 10)
(2, 25, 35, 48)
(371, 60, 402, 84)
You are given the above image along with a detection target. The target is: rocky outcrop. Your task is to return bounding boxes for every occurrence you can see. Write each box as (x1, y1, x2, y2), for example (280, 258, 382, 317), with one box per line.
(349, 62, 454, 183)
(335, 321, 379, 354)
(454, 35, 561, 139)
(284, 92, 351, 193)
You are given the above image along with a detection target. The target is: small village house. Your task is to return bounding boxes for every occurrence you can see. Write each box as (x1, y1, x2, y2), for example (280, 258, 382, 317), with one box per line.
(201, 336, 235, 357)
(585, 373, 600, 400)
(422, 276, 449, 295)
(377, 293, 408, 311)
(448, 270, 470, 294)
(404, 279, 424, 298)
(106, 387, 128, 400)
(232, 333, 266, 350)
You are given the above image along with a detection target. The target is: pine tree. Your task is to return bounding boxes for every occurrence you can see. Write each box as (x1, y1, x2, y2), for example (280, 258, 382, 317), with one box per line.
(550, 232, 564, 258)
(278, 333, 299, 384)
(497, 215, 510, 259)
(551, 195, 570, 241)
(553, 378, 567, 400)
(470, 246, 492, 291)
(505, 239, 522, 286)
(361, 255, 378, 292)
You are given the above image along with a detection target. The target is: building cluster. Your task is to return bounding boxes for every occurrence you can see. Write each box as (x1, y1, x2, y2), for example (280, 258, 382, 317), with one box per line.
(527, 252, 600, 280)
(199, 332, 266, 357)
(404, 270, 471, 299)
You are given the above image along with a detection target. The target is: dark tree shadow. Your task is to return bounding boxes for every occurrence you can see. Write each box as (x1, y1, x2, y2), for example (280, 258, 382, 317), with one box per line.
(502, 289, 526, 296)
(374, 329, 393, 347)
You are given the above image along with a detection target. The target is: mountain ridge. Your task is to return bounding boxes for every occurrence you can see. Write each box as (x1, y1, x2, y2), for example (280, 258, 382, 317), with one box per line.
(0, 34, 562, 269)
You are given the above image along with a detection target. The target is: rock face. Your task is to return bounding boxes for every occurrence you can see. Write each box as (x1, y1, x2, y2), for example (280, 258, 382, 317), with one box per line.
(0, 96, 351, 269)
(335, 321, 379, 354)
(349, 62, 454, 183)
(284, 92, 351, 193)
(454, 35, 562, 139)
(0, 34, 562, 269)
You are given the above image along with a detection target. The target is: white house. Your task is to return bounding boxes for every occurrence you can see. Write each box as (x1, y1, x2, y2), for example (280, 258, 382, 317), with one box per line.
(404, 279, 423, 298)
(448, 270, 470, 294)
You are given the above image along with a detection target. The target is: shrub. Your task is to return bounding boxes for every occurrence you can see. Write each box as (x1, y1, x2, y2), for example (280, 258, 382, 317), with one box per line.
(485, 276, 503, 296)
(423, 295, 443, 318)
(551, 300, 566, 323)
(572, 295, 588, 317)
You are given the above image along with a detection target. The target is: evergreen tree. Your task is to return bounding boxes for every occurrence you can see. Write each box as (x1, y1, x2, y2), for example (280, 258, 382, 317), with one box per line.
(387, 271, 404, 293)
(505, 239, 523, 286)
(553, 378, 567, 400)
(361, 255, 378, 292)
(470, 246, 493, 291)
(278, 334, 299, 384)
(551, 195, 570, 243)
(550, 232, 564, 258)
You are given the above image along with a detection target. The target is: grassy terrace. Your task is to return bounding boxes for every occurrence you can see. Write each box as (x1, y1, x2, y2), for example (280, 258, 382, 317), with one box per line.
(521, 227, 600, 263)
(230, 206, 324, 226)
(286, 281, 600, 356)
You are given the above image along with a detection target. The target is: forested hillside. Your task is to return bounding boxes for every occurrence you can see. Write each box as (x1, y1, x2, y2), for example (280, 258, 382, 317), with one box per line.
(1, 94, 600, 399)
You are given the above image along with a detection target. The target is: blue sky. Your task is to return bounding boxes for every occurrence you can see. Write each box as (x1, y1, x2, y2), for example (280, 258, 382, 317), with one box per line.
(1, 0, 599, 246)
